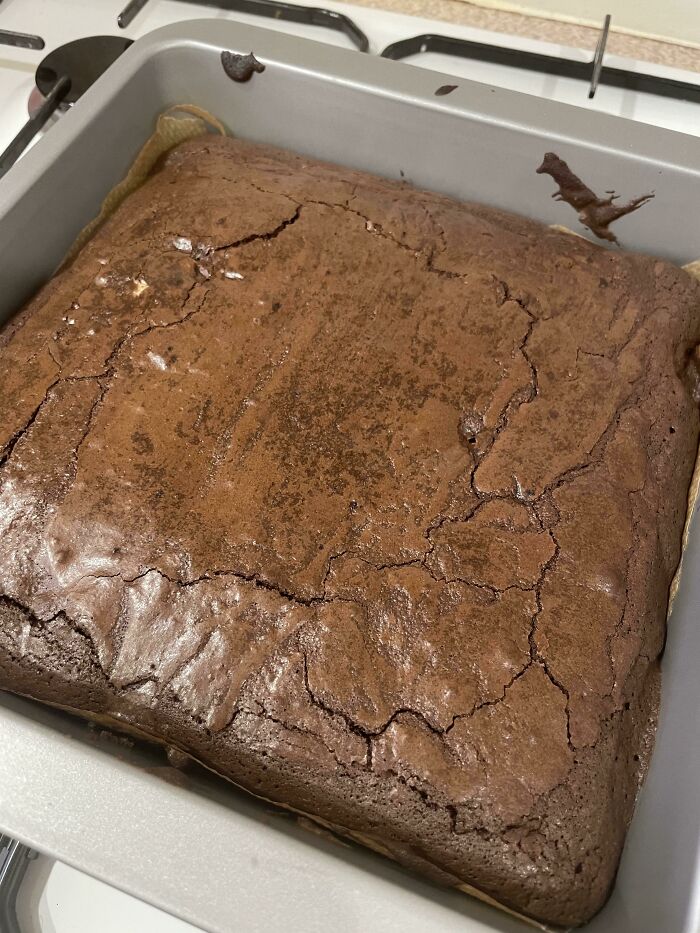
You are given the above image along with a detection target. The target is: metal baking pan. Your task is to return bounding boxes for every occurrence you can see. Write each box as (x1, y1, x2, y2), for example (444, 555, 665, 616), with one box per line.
(0, 20, 699, 933)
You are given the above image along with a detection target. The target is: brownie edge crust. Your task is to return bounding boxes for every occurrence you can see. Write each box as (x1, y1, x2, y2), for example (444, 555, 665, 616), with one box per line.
(1, 136, 699, 927)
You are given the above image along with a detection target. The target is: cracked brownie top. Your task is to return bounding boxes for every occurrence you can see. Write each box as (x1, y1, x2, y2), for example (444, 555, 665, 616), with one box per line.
(1, 136, 699, 927)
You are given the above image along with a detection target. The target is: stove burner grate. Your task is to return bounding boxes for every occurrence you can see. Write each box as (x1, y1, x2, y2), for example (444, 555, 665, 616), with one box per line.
(381, 32, 700, 105)
(118, 0, 369, 52)
(0, 28, 43, 50)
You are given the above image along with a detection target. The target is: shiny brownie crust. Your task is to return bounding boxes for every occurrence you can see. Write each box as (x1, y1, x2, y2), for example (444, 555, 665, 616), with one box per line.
(1, 137, 699, 925)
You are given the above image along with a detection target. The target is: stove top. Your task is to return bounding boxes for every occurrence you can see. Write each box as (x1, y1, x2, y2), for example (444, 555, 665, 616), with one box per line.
(0, 0, 699, 174)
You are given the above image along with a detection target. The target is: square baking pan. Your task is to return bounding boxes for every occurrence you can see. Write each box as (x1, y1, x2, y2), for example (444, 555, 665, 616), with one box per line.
(0, 19, 699, 933)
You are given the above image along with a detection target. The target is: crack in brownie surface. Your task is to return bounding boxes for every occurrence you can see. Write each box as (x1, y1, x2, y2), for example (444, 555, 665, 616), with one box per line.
(1, 136, 699, 926)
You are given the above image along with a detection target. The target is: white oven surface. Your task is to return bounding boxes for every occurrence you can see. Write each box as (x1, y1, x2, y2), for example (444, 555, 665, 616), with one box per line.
(0, 3, 699, 932)
(17, 858, 201, 933)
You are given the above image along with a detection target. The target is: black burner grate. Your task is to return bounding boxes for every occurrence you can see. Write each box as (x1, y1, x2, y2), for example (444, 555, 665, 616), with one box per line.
(381, 33, 700, 105)
(0, 28, 44, 49)
(118, 0, 369, 51)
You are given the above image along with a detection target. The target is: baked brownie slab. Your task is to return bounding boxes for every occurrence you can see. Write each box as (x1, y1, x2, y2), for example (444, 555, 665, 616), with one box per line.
(1, 136, 699, 926)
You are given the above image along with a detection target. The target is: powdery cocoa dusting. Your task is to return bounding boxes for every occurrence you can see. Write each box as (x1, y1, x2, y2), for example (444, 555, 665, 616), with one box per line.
(0, 137, 698, 927)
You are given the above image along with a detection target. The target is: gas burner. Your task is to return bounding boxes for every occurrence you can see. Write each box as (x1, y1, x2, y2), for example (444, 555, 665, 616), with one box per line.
(34, 35, 133, 110)
(381, 31, 700, 105)
(1, 36, 133, 180)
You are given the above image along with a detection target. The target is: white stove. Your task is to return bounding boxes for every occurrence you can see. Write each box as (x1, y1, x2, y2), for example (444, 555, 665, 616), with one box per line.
(1, 0, 699, 166)
(0, 2, 699, 931)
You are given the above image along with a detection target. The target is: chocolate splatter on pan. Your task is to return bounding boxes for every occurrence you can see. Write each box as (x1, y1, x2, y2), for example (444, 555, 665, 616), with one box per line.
(435, 84, 458, 96)
(221, 51, 266, 83)
(537, 152, 654, 244)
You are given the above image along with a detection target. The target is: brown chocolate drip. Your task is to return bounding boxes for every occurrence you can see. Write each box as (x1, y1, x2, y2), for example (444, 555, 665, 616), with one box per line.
(220, 51, 266, 82)
(536, 152, 654, 244)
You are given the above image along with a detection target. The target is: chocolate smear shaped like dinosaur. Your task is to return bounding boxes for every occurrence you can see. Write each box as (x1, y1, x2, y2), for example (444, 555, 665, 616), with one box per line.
(537, 152, 654, 243)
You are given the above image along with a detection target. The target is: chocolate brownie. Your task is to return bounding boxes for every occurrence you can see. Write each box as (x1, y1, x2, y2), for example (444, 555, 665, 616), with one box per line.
(1, 136, 698, 926)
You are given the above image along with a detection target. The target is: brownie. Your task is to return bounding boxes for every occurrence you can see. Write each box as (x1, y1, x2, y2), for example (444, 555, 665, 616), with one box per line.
(1, 136, 699, 927)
